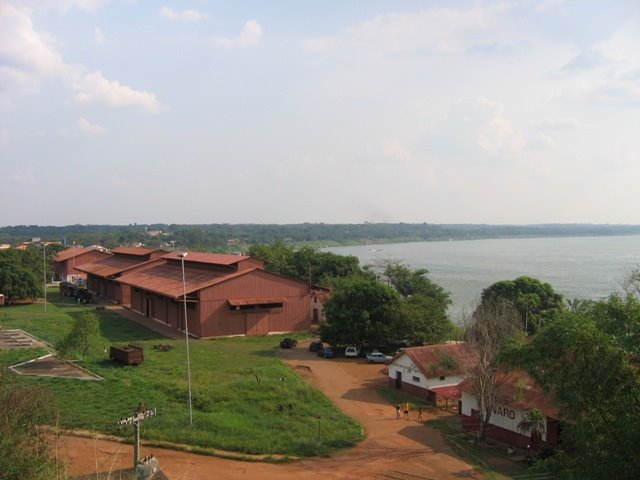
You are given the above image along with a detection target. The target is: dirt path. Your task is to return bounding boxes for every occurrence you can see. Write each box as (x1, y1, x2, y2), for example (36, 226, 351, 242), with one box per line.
(59, 343, 481, 479)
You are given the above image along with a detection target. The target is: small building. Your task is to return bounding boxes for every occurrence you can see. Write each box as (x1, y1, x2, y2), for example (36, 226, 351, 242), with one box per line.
(459, 370, 560, 450)
(115, 252, 316, 338)
(387, 343, 475, 407)
(52, 245, 110, 282)
(75, 247, 167, 304)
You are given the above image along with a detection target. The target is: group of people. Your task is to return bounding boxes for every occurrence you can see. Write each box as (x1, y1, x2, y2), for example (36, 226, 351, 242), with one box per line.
(396, 402, 423, 421)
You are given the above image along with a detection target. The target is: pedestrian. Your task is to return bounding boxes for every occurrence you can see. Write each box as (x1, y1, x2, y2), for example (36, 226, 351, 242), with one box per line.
(396, 404, 401, 419)
(403, 402, 410, 419)
(417, 406, 423, 421)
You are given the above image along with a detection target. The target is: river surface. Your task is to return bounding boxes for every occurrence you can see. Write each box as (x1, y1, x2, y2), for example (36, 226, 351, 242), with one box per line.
(326, 235, 640, 322)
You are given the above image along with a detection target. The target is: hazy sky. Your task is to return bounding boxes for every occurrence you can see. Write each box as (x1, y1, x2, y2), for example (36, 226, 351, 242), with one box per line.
(1, 1, 639, 226)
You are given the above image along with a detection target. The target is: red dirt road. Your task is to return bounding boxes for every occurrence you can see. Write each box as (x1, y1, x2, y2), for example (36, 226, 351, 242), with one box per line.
(59, 345, 481, 479)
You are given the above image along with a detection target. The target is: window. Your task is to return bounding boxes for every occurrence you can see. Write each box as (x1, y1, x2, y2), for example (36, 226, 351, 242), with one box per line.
(439, 375, 446, 381)
(412, 376, 420, 382)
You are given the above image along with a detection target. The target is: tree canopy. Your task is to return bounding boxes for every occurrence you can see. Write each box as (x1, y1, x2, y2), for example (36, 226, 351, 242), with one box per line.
(480, 276, 564, 334)
(0, 248, 44, 300)
(516, 295, 640, 479)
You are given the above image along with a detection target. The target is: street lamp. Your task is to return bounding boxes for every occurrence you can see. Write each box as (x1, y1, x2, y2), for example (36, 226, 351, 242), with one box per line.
(43, 243, 47, 313)
(179, 252, 193, 426)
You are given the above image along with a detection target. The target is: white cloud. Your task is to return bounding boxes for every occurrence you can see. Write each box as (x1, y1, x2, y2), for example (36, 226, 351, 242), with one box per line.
(71, 70, 162, 112)
(160, 6, 207, 22)
(472, 97, 525, 157)
(0, 4, 162, 113)
(77, 117, 107, 135)
(538, 116, 584, 129)
(303, 5, 515, 56)
(211, 20, 263, 49)
(94, 26, 105, 45)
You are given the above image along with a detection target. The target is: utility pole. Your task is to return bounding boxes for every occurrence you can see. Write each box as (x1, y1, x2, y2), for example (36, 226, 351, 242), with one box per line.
(43, 243, 47, 313)
(116, 404, 157, 470)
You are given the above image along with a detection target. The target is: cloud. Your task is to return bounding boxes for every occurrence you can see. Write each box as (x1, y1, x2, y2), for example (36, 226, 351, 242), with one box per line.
(538, 116, 584, 129)
(77, 117, 107, 135)
(303, 5, 517, 56)
(71, 70, 162, 112)
(160, 6, 207, 22)
(94, 26, 105, 45)
(26, 0, 108, 13)
(211, 20, 263, 49)
(0, 4, 162, 112)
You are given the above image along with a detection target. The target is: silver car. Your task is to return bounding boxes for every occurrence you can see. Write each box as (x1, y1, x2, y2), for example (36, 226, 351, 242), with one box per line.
(366, 352, 392, 363)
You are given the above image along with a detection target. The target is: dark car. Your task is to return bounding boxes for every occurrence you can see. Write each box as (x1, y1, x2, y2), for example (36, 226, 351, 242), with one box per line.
(280, 338, 298, 349)
(318, 347, 336, 359)
(309, 340, 324, 352)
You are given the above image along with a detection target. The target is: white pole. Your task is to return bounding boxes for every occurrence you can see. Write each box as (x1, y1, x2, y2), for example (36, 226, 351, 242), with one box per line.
(180, 252, 193, 426)
(43, 243, 47, 313)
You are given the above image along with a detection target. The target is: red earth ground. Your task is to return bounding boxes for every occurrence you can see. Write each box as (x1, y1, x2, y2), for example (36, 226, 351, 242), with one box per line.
(58, 343, 483, 479)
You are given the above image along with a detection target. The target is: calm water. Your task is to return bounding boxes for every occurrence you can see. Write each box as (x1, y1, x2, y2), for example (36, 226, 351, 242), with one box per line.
(327, 235, 640, 322)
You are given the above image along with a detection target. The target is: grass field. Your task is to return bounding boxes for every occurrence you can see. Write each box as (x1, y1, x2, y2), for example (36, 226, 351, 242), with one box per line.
(0, 289, 363, 458)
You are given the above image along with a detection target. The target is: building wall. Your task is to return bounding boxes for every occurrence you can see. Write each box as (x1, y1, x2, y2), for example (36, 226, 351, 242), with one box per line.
(388, 355, 466, 390)
(461, 391, 555, 448)
(198, 270, 311, 338)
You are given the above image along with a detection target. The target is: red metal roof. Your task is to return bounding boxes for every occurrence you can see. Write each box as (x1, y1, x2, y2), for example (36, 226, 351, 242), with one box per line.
(53, 246, 108, 262)
(111, 247, 165, 256)
(116, 261, 255, 298)
(161, 252, 250, 266)
(74, 255, 155, 278)
(228, 297, 284, 306)
(430, 385, 462, 399)
(404, 343, 476, 378)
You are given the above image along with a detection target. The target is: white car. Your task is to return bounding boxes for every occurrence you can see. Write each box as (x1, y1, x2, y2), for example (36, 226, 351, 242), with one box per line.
(345, 346, 360, 358)
(366, 352, 392, 363)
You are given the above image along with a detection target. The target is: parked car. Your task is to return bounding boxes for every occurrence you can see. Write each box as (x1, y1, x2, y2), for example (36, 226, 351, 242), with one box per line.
(309, 340, 324, 352)
(366, 351, 392, 363)
(280, 338, 298, 349)
(345, 346, 360, 358)
(318, 347, 336, 359)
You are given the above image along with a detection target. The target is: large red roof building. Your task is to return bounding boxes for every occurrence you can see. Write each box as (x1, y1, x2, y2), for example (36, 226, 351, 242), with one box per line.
(52, 245, 110, 282)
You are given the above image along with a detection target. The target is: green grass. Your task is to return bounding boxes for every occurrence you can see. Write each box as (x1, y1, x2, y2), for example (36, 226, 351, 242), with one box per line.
(0, 290, 363, 457)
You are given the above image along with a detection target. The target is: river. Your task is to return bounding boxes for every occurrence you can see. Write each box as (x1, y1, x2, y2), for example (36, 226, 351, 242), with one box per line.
(326, 235, 640, 322)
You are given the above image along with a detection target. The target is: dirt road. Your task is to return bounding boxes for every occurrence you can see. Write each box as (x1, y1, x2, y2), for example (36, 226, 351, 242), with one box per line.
(59, 344, 481, 479)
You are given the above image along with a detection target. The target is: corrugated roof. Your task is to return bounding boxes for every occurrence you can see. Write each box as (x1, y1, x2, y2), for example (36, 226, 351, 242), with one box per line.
(116, 261, 254, 298)
(53, 246, 108, 262)
(228, 297, 284, 306)
(74, 255, 154, 278)
(403, 343, 476, 378)
(459, 370, 559, 418)
(111, 246, 165, 256)
(161, 251, 250, 266)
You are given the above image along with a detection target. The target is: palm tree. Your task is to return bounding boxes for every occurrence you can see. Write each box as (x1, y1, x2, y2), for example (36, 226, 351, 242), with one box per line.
(518, 408, 546, 451)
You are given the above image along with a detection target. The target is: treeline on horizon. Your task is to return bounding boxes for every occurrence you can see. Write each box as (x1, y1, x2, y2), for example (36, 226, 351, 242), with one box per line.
(1, 223, 640, 251)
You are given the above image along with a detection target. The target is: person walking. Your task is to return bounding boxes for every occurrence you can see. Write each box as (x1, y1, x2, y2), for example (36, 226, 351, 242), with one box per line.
(396, 404, 401, 419)
(403, 402, 410, 420)
(417, 406, 423, 421)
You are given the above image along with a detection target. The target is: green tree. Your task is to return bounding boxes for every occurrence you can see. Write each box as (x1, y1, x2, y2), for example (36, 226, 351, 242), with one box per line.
(480, 276, 564, 334)
(518, 297, 640, 479)
(517, 408, 546, 451)
(57, 312, 100, 360)
(0, 251, 42, 300)
(320, 276, 401, 347)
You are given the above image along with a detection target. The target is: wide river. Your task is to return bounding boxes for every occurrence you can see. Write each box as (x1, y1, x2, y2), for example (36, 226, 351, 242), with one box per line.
(326, 235, 640, 323)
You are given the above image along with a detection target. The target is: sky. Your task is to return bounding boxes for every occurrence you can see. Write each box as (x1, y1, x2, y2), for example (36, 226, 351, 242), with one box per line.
(1, 0, 639, 226)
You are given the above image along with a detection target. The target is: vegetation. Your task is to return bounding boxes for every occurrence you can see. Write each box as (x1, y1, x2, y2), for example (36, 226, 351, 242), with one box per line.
(0, 247, 55, 301)
(2, 223, 640, 252)
(0, 382, 60, 480)
(0, 292, 363, 458)
(514, 294, 640, 479)
(480, 276, 564, 334)
(56, 311, 100, 360)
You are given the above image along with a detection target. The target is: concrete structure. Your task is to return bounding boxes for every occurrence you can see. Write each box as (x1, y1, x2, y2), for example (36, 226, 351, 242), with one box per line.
(75, 247, 167, 304)
(115, 252, 319, 338)
(52, 245, 110, 282)
(459, 371, 560, 450)
(387, 343, 475, 407)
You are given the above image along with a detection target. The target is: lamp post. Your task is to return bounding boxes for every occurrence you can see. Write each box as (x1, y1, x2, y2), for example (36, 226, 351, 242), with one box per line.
(179, 252, 193, 426)
(43, 243, 47, 313)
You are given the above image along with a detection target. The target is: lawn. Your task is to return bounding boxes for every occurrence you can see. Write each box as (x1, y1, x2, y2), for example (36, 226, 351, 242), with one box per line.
(0, 290, 363, 458)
